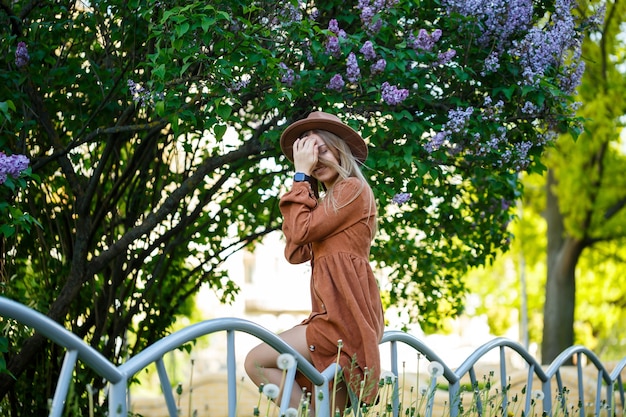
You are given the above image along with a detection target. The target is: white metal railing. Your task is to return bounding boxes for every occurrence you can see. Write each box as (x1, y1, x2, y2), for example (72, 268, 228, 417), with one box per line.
(381, 331, 626, 416)
(0, 296, 624, 417)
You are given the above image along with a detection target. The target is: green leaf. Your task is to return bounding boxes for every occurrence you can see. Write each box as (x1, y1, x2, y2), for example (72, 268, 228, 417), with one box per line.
(216, 103, 232, 120)
(0, 224, 15, 238)
(201, 17, 215, 32)
(175, 22, 190, 37)
(153, 64, 166, 80)
(214, 124, 227, 140)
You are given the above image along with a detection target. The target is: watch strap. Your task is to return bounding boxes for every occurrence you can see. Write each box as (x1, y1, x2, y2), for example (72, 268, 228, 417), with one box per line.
(294, 172, 311, 182)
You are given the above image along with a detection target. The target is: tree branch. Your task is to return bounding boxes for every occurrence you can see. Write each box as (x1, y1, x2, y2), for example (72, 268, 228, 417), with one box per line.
(604, 195, 626, 220)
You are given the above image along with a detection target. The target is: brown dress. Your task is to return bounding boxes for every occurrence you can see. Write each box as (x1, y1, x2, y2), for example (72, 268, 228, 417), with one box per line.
(279, 177, 385, 404)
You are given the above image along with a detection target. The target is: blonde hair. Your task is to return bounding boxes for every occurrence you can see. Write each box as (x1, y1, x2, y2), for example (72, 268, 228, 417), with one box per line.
(310, 130, 377, 233)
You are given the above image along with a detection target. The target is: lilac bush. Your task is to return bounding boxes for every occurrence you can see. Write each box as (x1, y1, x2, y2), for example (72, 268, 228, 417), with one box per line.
(0, 0, 600, 366)
(131, 0, 597, 326)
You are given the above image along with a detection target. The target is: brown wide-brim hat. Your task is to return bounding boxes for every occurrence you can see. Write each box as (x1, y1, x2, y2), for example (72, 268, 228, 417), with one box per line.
(280, 111, 368, 163)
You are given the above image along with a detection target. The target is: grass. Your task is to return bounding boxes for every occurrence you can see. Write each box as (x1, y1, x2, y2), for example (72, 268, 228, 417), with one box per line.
(161, 356, 621, 417)
(126, 345, 623, 417)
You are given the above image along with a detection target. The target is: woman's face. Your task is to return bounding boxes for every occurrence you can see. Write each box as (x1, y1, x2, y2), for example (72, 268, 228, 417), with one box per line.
(308, 133, 340, 187)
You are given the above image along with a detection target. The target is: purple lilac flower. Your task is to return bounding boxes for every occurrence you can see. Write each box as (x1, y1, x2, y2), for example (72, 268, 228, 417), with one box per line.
(328, 19, 340, 34)
(587, 4, 605, 28)
(521, 101, 539, 114)
(381, 82, 409, 105)
(558, 49, 585, 94)
(0, 152, 29, 184)
(15, 42, 29, 68)
(436, 49, 456, 65)
(305, 50, 314, 64)
(228, 76, 250, 92)
(279, 63, 298, 87)
(346, 53, 361, 83)
(355, 1, 399, 35)
(127, 79, 163, 107)
(476, 131, 504, 156)
(360, 41, 376, 61)
(370, 58, 386, 74)
(410, 29, 442, 51)
(446, 107, 473, 133)
(301, 40, 315, 65)
(368, 19, 383, 34)
(282, 1, 303, 23)
(359, 0, 396, 13)
(128, 79, 148, 106)
(357, 2, 383, 34)
(326, 19, 346, 38)
(391, 192, 412, 205)
(327, 74, 345, 91)
(425, 131, 448, 153)
(511, 0, 580, 85)
(482, 52, 500, 74)
(325, 36, 341, 57)
(373, 0, 385, 9)
(511, 141, 533, 171)
(360, 6, 375, 24)
(443, 0, 533, 48)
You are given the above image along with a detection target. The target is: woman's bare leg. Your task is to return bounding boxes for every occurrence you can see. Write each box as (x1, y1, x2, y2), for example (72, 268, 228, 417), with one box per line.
(244, 325, 312, 408)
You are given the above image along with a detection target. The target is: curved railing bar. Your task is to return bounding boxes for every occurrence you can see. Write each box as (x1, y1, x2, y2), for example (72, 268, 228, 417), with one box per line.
(610, 357, 626, 381)
(447, 337, 551, 417)
(120, 318, 323, 385)
(454, 337, 549, 382)
(544, 345, 612, 385)
(0, 297, 121, 383)
(381, 331, 456, 382)
(117, 318, 330, 417)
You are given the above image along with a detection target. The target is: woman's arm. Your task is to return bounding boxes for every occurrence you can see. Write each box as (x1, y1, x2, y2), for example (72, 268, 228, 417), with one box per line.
(280, 178, 368, 246)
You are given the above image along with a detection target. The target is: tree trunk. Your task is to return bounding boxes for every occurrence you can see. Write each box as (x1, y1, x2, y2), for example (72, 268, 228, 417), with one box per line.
(541, 169, 586, 364)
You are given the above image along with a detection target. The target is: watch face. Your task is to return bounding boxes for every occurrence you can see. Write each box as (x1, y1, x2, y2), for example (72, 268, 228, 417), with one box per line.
(295, 172, 307, 181)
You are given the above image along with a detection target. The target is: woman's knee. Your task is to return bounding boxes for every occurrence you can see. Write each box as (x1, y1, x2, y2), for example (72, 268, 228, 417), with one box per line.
(244, 342, 273, 376)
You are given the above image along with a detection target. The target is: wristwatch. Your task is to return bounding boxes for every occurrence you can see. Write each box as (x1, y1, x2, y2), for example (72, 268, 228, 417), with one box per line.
(294, 172, 311, 182)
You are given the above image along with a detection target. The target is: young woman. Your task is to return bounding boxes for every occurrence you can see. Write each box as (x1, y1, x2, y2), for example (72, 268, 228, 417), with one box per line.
(244, 111, 385, 413)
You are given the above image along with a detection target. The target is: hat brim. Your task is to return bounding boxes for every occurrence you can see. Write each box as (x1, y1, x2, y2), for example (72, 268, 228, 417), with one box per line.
(280, 116, 368, 163)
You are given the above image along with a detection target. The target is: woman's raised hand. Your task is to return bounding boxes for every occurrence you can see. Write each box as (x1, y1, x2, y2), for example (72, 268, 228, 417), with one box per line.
(292, 135, 319, 175)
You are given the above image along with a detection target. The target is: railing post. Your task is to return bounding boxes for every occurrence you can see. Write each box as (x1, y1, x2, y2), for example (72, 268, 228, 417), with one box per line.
(388, 340, 400, 417)
(541, 379, 552, 416)
(155, 357, 178, 416)
(49, 349, 79, 417)
(227, 330, 237, 417)
(279, 361, 298, 416)
(108, 379, 128, 417)
(316, 364, 339, 417)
